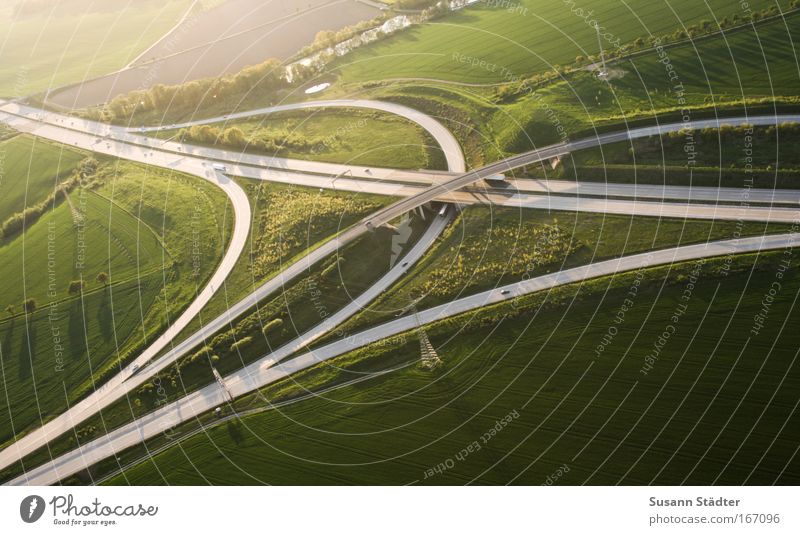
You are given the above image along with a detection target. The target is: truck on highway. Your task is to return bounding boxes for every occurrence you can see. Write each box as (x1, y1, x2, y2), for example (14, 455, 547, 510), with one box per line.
(212, 163, 228, 172)
(484, 173, 507, 184)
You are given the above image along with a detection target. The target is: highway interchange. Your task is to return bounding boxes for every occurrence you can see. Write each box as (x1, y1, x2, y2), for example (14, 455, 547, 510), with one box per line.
(1, 98, 799, 484)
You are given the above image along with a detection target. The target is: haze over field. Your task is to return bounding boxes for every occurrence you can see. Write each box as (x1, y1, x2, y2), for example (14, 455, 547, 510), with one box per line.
(45, 0, 382, 108)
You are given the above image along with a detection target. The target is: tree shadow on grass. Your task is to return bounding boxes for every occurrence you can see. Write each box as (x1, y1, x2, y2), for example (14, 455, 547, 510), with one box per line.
(226, 419, 244, 446)
(2, 318, 16, 378)
(97, 287, 113, 341)
(68, 298, 87, 362)
(18, 322, 37, 382)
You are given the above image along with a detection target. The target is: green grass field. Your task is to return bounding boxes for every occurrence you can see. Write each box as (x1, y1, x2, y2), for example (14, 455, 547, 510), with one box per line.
(164, 108, 447, 170)
(11, 206, 792, 484)
(0, 135, 86, 221)
(334, 0, 790, 84)
(101, 252, 800, 485)
(0, 156, 231, 449)
(0, 0, 191, 97)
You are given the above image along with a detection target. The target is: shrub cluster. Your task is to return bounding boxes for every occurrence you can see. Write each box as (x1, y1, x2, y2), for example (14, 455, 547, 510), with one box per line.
(417, 222, 577, 298)
(176, 124, 327, 155)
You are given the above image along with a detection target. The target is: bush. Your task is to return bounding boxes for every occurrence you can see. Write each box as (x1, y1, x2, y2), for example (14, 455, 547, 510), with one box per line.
(230, 336, 254, 353)
(261, 318, 283, 336)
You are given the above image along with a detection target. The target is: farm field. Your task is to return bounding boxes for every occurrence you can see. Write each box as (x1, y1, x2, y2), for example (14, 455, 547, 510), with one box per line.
(0, 189, 164, 315)
(0, 156, 231, 452)
(0, 135, 86, 221)
(0, 0, 192, 97)
(164, 107, 446, 170)
(103, 252, 800, 485)
(10, 205, 790, 484)
(334, 0, 791, 84)
(46, 0, 382, 108)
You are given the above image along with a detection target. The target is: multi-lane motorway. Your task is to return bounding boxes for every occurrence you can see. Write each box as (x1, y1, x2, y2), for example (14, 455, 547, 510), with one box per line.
(1, 99, 799, 485)
(361, 114, 800, 229)
(0, 100, 465, 481)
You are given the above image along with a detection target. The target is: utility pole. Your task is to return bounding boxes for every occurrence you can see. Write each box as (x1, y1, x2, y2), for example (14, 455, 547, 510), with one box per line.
(212, 367, 234, 403)
(596, 23, 609, 80)
(409, 303, 441, 369)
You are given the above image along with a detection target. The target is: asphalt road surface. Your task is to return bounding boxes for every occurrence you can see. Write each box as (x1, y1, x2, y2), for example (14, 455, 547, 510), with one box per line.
(362, 114, 800, 229)
(1, 99, 799, 483)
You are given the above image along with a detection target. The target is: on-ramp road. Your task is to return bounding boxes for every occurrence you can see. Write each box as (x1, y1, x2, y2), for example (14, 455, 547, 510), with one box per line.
(1, 100, 799, 482)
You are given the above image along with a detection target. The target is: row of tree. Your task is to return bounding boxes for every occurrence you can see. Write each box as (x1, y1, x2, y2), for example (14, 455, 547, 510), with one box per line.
(177, 124, 328, 154)
(0, 157, 98, 242)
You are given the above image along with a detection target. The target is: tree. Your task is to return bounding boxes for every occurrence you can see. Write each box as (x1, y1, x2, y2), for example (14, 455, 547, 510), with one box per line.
(23, 298, 37, 314)
(79, 157, 99, 177)
(222, 127, 247, 147)
(68, 280, 84, 295)
(313, 30, 336, 49)
(189, 124, 218, 144)
(108, 95, 130, 120)
(96, 272, 109, 285)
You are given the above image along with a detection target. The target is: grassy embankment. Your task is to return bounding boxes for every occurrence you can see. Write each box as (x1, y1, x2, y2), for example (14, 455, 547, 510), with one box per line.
(322, 206, 795, 342)
(11, 207, 792, 484)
